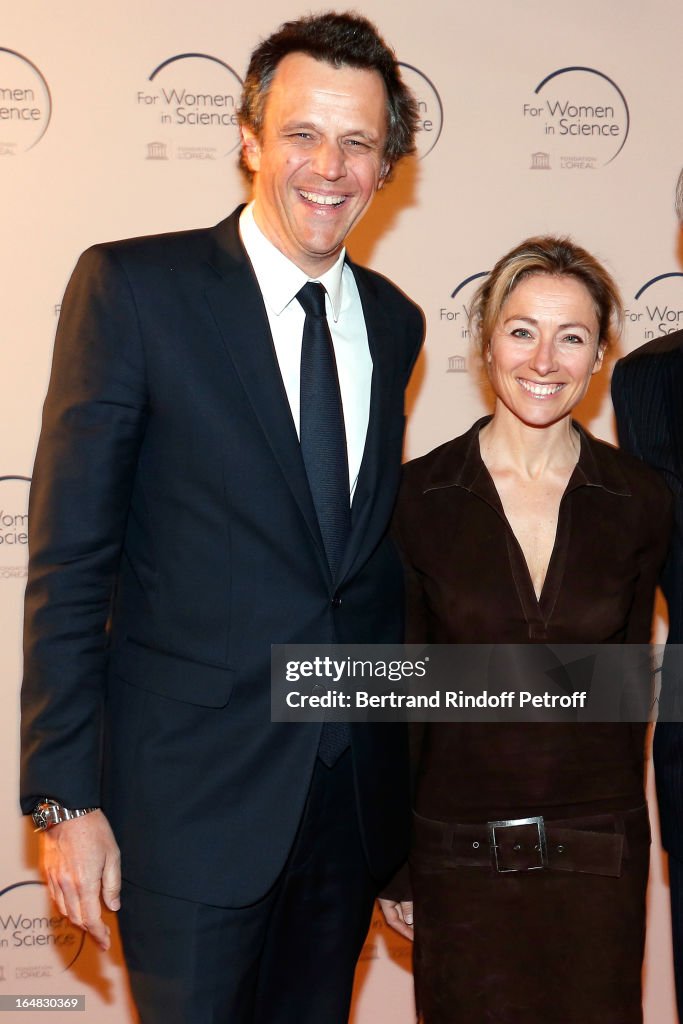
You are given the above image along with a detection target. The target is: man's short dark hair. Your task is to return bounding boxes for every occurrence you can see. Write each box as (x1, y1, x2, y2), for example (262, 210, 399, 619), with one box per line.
(238, 11, 419, 179)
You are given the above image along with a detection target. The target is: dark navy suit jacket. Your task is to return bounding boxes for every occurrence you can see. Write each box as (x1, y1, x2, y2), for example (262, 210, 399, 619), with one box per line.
(21, 206, 424, 906)
(612, 331, 683, 857)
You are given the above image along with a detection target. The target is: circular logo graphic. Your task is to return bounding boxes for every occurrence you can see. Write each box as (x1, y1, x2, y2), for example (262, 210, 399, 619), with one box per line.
(0, 476, 30, 579)
(137, 53, 243, 161)
(522, 66, 629, 171)
(0, 49, 51, 156)
(439, 271, 489, 373)
(398, 63, 443, 159)
(626, 272, 683, 347)
(0, 881, 85, 982)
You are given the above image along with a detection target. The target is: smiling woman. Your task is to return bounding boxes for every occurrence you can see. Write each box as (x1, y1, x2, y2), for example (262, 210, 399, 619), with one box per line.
(380, 236, 674, 1023)
(484, 273, 604, 430)
(468, 237, 623, 598)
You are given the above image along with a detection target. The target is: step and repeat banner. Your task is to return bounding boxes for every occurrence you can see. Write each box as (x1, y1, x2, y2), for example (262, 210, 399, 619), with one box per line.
(2, 0, 681, 1020)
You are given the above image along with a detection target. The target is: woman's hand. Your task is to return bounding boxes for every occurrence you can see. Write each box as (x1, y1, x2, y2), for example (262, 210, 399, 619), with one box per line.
(378, 897, 414, 941)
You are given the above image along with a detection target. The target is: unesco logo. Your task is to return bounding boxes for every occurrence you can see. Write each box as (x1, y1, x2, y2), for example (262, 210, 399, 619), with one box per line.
(522, 66, 629, 170)
(398, 63, 443, 159)
(136, 53, 243, 161)
(625, 272, 683, 346)
(0, 49, 51, 156)
(439, 271, 489, 374)
(0, 881, 85, 979)
(0, 475, 30, 580)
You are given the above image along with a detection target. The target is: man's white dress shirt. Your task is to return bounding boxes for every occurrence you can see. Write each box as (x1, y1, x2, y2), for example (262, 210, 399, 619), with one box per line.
(239, 203, 372, 500)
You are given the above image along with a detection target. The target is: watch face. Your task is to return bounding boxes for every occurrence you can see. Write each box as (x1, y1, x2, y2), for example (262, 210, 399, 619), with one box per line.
(32, 801, 57, 830)
(32, 806, 47, 829)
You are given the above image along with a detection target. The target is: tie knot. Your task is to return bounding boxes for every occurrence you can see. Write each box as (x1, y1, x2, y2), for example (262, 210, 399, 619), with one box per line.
(297, 281, 327, 319)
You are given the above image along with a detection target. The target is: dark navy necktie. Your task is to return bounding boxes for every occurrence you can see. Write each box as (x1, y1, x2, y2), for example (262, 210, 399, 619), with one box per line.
(297, 281, 351, 766)
(298, 282, 351, 578)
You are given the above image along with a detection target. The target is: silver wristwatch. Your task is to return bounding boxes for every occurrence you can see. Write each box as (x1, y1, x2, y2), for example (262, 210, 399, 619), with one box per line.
(32, 799, 99, 832)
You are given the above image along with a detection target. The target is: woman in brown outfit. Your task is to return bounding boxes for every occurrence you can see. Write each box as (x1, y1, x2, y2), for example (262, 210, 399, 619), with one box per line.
(380, 237, 672, 1023)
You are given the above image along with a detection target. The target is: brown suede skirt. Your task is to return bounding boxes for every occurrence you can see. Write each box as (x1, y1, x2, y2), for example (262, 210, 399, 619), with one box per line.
(410, 805, 650, 1024)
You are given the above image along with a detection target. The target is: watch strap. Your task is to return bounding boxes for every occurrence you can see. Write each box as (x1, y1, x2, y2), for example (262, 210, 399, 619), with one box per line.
(32, 799, 99, 832)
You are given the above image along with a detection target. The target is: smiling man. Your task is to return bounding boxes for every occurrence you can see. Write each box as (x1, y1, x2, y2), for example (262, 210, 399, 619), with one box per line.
(20, 13, 422, 1024)
(242, 52, 390, 274)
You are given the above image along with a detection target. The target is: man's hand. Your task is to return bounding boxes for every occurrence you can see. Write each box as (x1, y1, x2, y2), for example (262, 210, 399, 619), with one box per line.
(378, 897, 414, 941)
(40, 810, 121, 951)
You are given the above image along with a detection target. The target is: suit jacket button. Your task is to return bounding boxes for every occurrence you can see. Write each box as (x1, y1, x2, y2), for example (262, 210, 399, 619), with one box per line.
(331, 595, 342, 608)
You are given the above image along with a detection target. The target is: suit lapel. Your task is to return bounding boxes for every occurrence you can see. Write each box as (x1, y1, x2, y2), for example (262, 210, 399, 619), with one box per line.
(203, 210, 328, 568)
(337, 263, 398, 582)
(666, 347, 683, 475)
(647, 345, 683, 478)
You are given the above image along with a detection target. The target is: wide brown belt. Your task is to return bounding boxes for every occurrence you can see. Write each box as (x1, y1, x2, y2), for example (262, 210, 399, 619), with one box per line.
(412, 805, 649, 878)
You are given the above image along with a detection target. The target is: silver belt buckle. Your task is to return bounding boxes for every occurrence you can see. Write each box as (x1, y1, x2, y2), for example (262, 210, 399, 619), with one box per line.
(488, 815, 548, 873)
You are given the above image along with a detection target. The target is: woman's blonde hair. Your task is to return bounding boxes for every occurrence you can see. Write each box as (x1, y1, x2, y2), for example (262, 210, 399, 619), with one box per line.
(469, 236, 623, 356)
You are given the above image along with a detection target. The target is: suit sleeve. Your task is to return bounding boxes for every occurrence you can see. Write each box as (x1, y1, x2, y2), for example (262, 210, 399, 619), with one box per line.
(612, 356, 681, 625)
(623, 470, 673, 643)
(20, 245, 148, 812)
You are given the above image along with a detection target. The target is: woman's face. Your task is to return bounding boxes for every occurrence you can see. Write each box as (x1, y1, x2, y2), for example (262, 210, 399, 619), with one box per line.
(485, 273, 604, 428)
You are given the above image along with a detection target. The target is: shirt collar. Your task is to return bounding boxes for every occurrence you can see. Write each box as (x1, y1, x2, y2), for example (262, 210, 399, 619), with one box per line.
(421, 416, 631, 498)
(239, 202, 345, 320)
(568, 422, 631, 496)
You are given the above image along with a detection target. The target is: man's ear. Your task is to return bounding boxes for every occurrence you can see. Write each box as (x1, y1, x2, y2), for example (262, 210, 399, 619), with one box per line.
(241, 126, 262, 174)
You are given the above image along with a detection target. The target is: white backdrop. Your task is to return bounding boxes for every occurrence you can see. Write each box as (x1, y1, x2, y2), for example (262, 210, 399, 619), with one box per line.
(1, 1, 681, 1020)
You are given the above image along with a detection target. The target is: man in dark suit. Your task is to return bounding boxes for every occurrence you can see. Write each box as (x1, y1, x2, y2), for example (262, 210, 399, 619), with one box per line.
(20, 13, 423, 1023)
(612, 167, 683, 1015)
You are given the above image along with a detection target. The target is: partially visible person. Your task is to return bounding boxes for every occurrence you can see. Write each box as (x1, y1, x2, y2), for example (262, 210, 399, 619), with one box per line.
(20, 12, 423, 1024)
(381, 236, 672, 1022)
(612, 166, 683, 1017)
